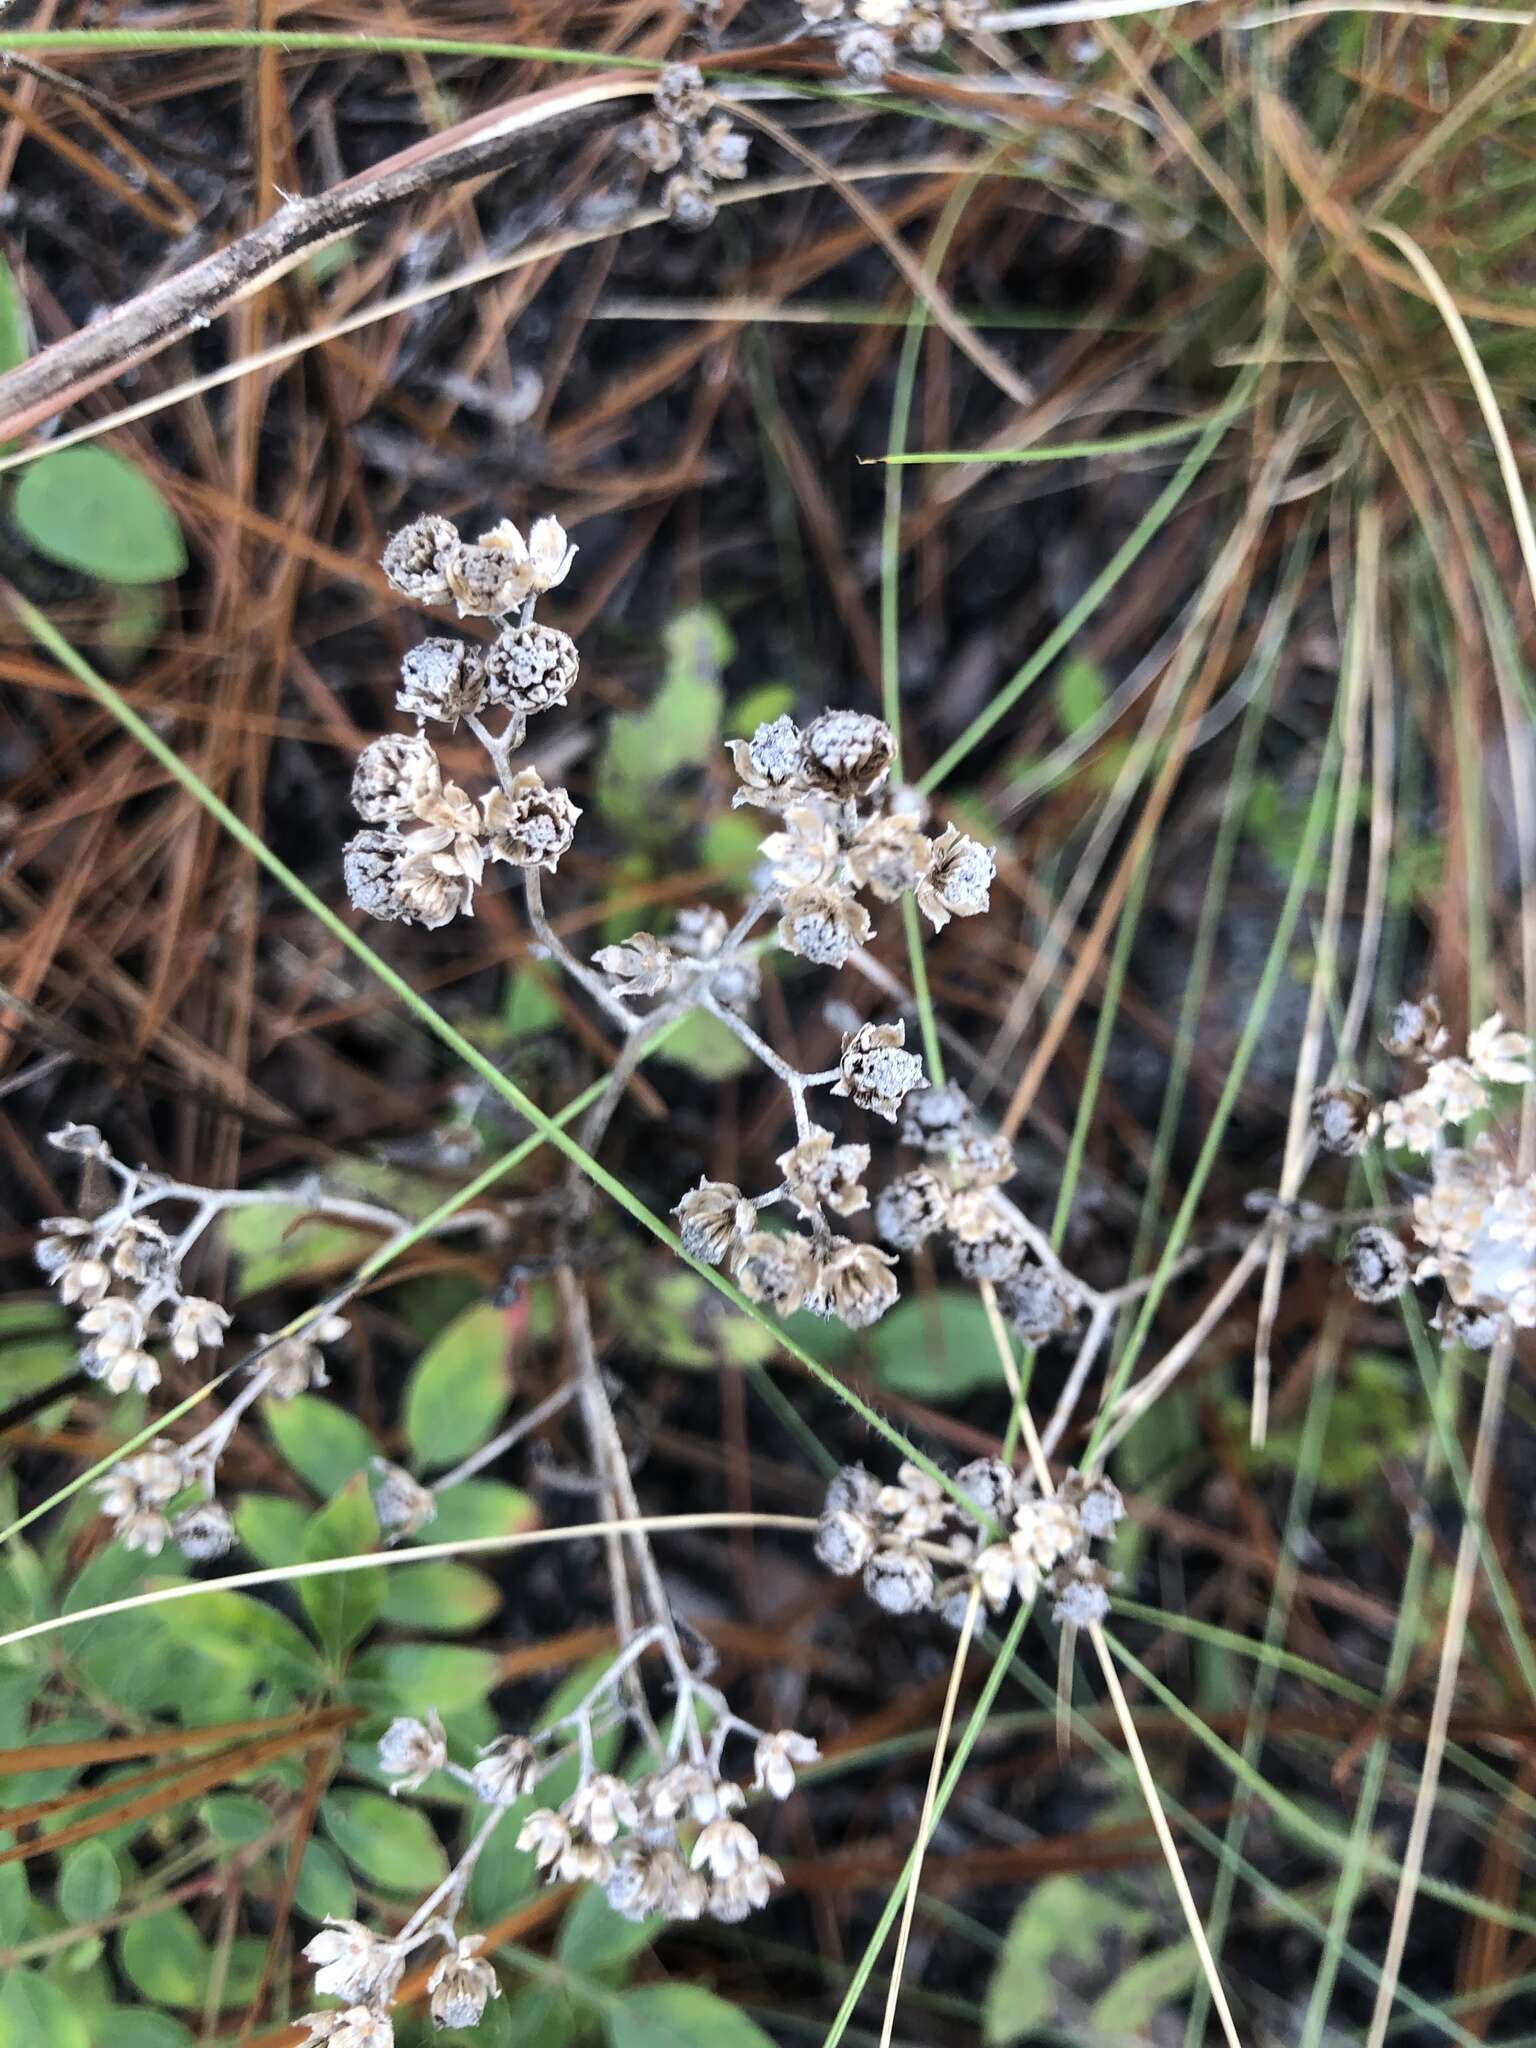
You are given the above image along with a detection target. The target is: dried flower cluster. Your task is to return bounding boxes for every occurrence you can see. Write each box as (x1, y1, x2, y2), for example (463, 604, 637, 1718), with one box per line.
(815, 1456, 1123, 1627)
(1312, 1003, 1536, 1341)
(625, 63, 749, 229)
(731, 710, 995, 962)
(344, 512, 581, 929)
(795, 0, 987, 82)
(297, 1663, 817, 2043)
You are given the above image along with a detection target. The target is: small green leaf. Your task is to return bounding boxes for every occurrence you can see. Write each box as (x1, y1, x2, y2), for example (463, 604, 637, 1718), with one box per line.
(983, 1876, 1132, 2046)
(233, 1493, 308, 1567)
(868, 1291, 1007, 1400)
(502, 969, 562, 1040)
(557, 1886, 660, 1975)
(1052, 652, 1108, 735)
(97, 2018, 194, 2048)
(726, 682, 794, 735)
(380, 1561, 501, 1634)
(265, 1394, 378, 1498)
(655, 1010, 753, 1082)
(323, 1789, 449, 1894)
(0, 254, 32, 378)
(294, 1838, 357, 1922)
(58, 1841, 120, 1924)
(156, 1589, 320, 1692)
(13, 446, 186, 585)
(403, 1303, 512, 1470)
(0, 1972, 90, 2048)
(199, 1792, 271, 1848)
(608, 1985, 775, 2048)
(221, 1201, 376, 1297)
(1089, 1941, 1199, 2036)
(347, 1643, 498, 1716)
(0, 1863, 29, 1945)
(425, 1480, 535, 1547)
(597, 607, 729, 835)
(300, 1474, 383, 1657)
(118, 1906, 209, 2008)
(505, 1986, 576, 2048)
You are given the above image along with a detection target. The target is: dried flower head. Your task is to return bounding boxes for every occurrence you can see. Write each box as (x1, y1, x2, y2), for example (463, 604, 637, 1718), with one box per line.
(482, 770, 581, 871)
(482, 623, 579, 716)
(173, 1502, 235, 1561)
(351, 733, 441, 825)
(899, 1082, 974, 1151)
(863, 1545, 936, 1614)
(593, 931, 675, 1001)
(445, 523, 534, 617)
(777, 1127, 870, 1218)
(833, 1020, 926, 1121)
(396, 638, 485, 726)
(1309, 1084, 1378, 1156)
(381, 514, 459, 606)
(730, 715, 807, 807)
(1381, 994, 1447, 1062)
(847, 811, 933, 901)
(675, 1179, 754, 1266)
(801, 710, 895, 799)
(915, 824, 995, 930)
(663, 172, 718, 231)
(836, 22, 895, 79)
(655, 61, 709, 124)
(734, 1230, 818, 1316)
(473, 1734, 539, 1806)
(1344, 1226, 1410, 1304)
(370, 1458, 436, 1542)
(777, 883, 872, 967)
(428, 1938, 500, 2030)
(304, 1921, 405, 2007)
(806, 1235, 899, 1328)
(949, 1188, 1028, 1281)
(815, 1506, 876, 1575)
(378, 1710, 447, 1795)
(874, 1166, 951, 1249)
(994, 1263, 1082, 1344)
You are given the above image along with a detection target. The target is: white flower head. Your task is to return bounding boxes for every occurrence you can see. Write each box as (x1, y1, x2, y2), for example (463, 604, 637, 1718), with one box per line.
(752, 1729, 819, 1801)
(377, 1709, 447, 1794)
(527, 515, 577, 592)
(303, 1920, 404, 2007)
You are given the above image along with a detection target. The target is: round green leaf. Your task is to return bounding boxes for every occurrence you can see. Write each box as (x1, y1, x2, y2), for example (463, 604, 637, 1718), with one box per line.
(0, 1972, 90, 2048)
(118, 1906, 209, 2008)
(608, 1986, 775, 2048)
(403, 1303, 513, 1469)
(97, 2017, 195, 2048)
(868, 1291, 1007, 1400)
(58, 1841, 120, 1924)
(199, 1792, 271, 1848)
(13, 446, 186, 585)
(265, 1394, 377, 1498)
(322, 1789, 448, 1894)
(379, 1561, 500, 1634)
(294, 1838, 356, 1923)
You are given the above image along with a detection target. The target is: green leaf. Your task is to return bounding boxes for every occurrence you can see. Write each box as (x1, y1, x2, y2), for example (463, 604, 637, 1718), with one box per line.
(347, 1643, 498, 1716)
(1089, 1942, 1199, 2036)
(300, 1474, 383, 1657)
(13, 446, 186, 586)
(95, 2018, 194, 2048)
(156, 1589, 320, 1692)
(504, 1986, 576, 2048)
(0, 254, 31, 378)
(118, 1906, 209, 2008)
(233, 1493, 309, 1568)
(199, 1792, 271, 1848)
(597, 607, 729, 835)
(502, 969, 562, 1040)
(982, 1876, 1131, 2046)
(294, 1838, 356, 1923)
(654, 1010, 753, 1082)
(1052, 652, 1108, 735)
(380, 1562, 500, 1634)
(322, 1789, 448, 1895)
(265, 1394, 378, 1497)
(0, 1972, 90, 2048)
(557, 1886, 660, 1976)
(57, 1842, 119, 1924)
(614, 1268, 776, 1372)
(0, 1864, 29, 1946)
(608, 1986, 775, 2048)
(868, 1291, 1007, 1401)
(726, 683, 794, 736)
(424, 1480, 535, 1547)
(403, 1303, 512, 1470)
(221, 1201, 376, 1297)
